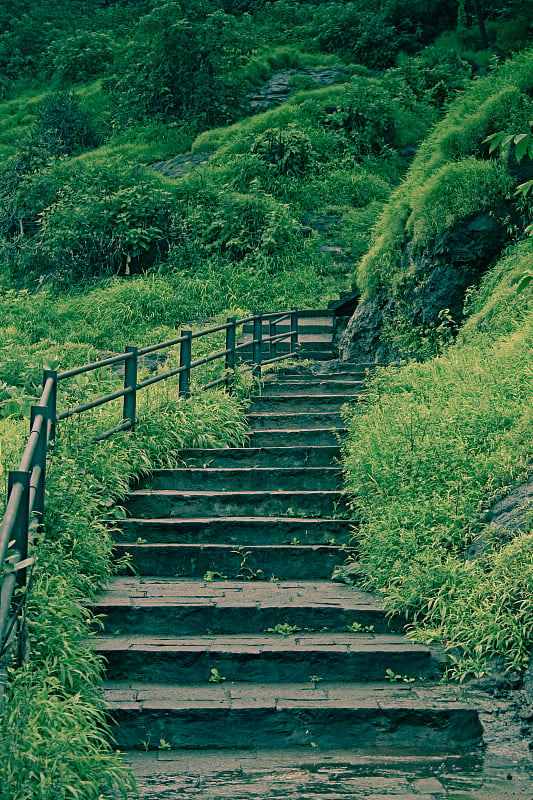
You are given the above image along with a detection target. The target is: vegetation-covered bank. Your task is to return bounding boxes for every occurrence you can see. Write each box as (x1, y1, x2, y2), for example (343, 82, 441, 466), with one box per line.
(1, 384, 248, 799)
(344, 237, 533, 680)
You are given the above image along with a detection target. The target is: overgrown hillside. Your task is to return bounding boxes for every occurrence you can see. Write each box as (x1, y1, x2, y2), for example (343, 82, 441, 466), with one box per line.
(0, 1, 532, 797)
(341, 48, 533, 680)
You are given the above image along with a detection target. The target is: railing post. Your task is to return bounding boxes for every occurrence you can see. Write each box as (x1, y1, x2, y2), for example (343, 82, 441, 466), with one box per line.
(30, 406, 50, 524)
(7, 471, 30, 590)
(123, 347, 138, 431)
(225, 317, 236, 394)
(290, 308, 299, 358)
(179, 330, 193, 398)
(43, 369, 57, 444)
(252, 312, 263, 379)
(269, 317, 277, 361)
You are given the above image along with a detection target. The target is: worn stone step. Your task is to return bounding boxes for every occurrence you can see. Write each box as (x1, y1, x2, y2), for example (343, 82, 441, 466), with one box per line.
(110, 516, 353, 545)
(137, 467, 342, 492)
(240, 333, 332, 351)
(249, 395, 361, 413)
(247, 412, 344, 431)
(271, 370, 368, 381)
(121, 748, 484, 800)
(249, 428, 346, 447)
(176, 446, 342, 468)
(94, 579, 392, 636)
(260, 380, 365, 396)
(125, 490, 349, 518)
(242, 317, 334, 335)
(105, 681, 482, 753)
(112, 543, 351, 580)
(96, 633, 440, 684)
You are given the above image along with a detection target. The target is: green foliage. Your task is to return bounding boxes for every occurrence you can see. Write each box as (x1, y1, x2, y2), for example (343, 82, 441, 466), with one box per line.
(358, 48, 533, 301)
(47, 32, 117, 85)
(343, 239, 533, 677)
(251, 126, 315, 177)
(31, 90, 98, 159)
(407, 157, 513, 248)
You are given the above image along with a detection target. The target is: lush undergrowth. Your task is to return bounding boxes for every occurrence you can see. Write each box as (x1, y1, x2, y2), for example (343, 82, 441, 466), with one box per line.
(344, 238, 533, 679)
(1, 377, 248, 799)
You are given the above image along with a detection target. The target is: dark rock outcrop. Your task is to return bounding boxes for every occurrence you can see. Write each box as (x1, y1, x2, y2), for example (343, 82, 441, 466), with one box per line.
(340, 209, 511, 363)
(248, 68, 347, 113)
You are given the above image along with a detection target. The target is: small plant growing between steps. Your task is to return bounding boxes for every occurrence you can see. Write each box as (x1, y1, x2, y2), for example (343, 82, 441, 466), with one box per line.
(203, 570, 227, 582)
(309, 675, 323, 687)
(158, 738, 172, 751)
(267, 623, 301, 636)
(347, 622, 375, 633)
(385, 668, 415, 684)
(208, 668, 227, 683)
(233, 548, 264, 580)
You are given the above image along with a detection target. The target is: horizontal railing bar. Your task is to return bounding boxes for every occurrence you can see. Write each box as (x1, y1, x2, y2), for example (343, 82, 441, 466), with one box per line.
(190, 322, 230, 340)
(57, 388, 132, 420)
(234, 315, 257, 326)
(28, 464, 43, 516)
(58, 352, 133, 380)
(92, 420, 132, 443)
(0, 484, 24, 570)
(137, 335, 187, 357)
(265, 330, 293, 345)
(234, 339, 257, 352)
(190, 348, 230, 370)
(201, 375, 230, 390)
(261, 353, 297, 367)
(136, 365, 186, 390)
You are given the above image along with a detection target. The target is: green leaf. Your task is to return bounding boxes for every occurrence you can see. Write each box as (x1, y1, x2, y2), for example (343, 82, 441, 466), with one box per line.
(515, 273, 533, 294)
(514, 133, 531, 163)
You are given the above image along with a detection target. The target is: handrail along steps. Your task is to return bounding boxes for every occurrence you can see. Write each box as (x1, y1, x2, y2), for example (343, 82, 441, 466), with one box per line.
(0, 309, 299, 662)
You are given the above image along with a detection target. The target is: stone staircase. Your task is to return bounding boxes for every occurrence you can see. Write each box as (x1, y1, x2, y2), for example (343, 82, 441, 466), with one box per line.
(95, 311, 483, 797)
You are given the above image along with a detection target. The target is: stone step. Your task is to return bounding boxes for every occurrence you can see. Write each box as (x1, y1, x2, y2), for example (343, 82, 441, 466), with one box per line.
(249, 428, 346, 447)
(242, 317, 334, 335)
(270, 370, 368, 381)
(94, 579, 392, 636)
(176, 446, 342, 468)
(249, 395, 361, 413)
(121, 748, 483, 800)
(125, 490, 349, 518)
(112, 542, 351, 580)
(137, 467, 342, 492)
(110, 516, 353, 545)
(260, 379, 365, 396)
(96, 633, 440, 684)
(105, 681, 482, 753)
(239, 333, 332, 351)
(247, 412, 344, 431)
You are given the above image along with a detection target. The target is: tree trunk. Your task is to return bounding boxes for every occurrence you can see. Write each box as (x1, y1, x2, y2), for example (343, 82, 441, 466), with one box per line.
(472, 0, 489, 49)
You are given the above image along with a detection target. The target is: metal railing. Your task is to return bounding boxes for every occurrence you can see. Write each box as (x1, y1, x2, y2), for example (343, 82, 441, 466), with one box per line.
(0, 309, 299, 661)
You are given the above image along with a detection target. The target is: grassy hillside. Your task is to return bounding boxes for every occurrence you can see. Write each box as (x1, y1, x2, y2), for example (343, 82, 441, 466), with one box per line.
(0, 2, 532, 797)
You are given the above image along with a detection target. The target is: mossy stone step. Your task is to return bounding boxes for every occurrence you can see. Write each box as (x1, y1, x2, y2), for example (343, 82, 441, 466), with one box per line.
(94, 579, 392, 636)
(125, 490, 349, 519)
(105, 681, 482, 753)
(109, 516, 353, 545)
(175, 445, 342, 468)
(247, 412, 345, 431)
(249, 428, 346, 447)
(249, 395, 362, 413)
(112, 542, 351, 580)
(260, 379, 365, 396)
(137, 466, 342, 492)
(96, 633, 439, 684)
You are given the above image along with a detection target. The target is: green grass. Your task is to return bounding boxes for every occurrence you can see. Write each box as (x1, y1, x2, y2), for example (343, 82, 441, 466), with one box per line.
(343, 238, 533, 679)
(357, 47, 533, 300)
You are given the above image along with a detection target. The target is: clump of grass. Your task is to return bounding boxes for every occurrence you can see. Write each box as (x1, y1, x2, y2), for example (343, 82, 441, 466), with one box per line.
(343, 239, 533, 679)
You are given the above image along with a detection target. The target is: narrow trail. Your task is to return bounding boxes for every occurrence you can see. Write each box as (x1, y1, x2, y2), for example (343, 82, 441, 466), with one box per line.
(96, 311, 531, 798)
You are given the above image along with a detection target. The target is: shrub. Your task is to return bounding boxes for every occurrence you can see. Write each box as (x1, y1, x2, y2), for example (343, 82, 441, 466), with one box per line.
(47, 31, 116, 84)
(31, 91, 97, 159)
(250, 126, 316, 177)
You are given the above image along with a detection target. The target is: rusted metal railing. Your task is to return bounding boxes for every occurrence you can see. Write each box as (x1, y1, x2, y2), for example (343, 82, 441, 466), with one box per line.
(0, 309, 299, 662)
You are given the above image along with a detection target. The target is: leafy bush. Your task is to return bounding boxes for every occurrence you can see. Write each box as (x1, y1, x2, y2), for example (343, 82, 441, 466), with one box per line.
(250, 126, 316, 177)
(31, 90, 97, 159)
(47, 31, 116, 84)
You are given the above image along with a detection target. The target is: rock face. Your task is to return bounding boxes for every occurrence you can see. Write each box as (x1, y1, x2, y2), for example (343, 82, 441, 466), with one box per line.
(248, 68, 347, 113)
(340, 209, 511, 363)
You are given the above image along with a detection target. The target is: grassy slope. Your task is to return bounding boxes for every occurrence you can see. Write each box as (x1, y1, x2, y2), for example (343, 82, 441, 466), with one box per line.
(343, 49, 533, 677)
